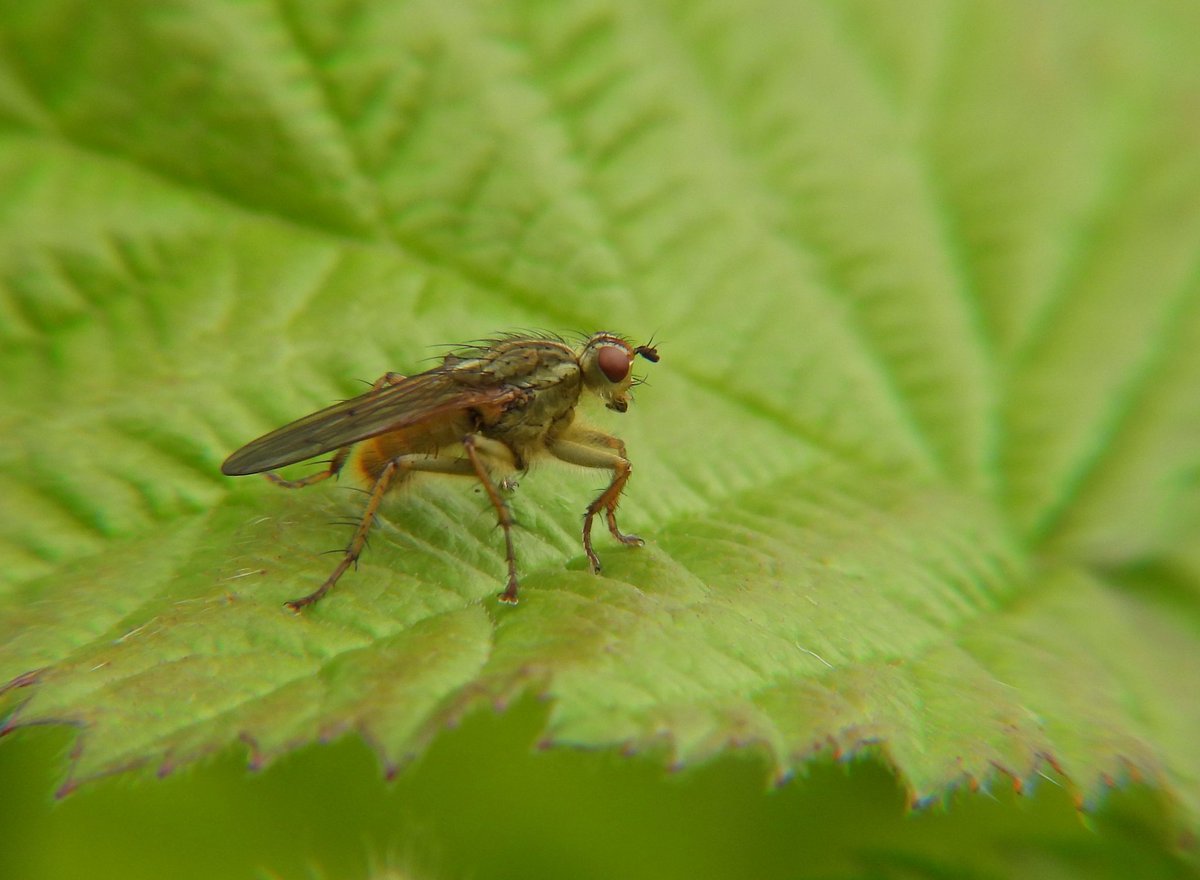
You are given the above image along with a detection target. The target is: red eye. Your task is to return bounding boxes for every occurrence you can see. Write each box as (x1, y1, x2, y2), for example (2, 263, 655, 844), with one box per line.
(597, 346, 630, 383)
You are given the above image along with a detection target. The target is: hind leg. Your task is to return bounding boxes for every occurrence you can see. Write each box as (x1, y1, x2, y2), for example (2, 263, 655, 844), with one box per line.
(264, 373, 407, 490)
(265, 445, 351, 489)
(285, 448, 483, 611)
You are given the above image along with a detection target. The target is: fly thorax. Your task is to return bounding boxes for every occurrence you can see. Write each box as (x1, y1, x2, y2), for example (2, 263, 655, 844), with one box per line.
(491, 361, 582, 449)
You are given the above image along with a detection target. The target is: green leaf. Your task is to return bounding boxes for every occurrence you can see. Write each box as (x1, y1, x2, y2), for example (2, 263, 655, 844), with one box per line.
(2, 0, 1198, 845)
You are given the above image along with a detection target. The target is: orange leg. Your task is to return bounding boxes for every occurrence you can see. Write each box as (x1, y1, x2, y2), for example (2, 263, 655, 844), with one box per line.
(461, 434, 521, 604)
(547, 429, 643, 575)
(286, 446, 475, 611)
(265, 445, 351, 489)
(285, 457, 400, 611)
(264, 373, 405, 490)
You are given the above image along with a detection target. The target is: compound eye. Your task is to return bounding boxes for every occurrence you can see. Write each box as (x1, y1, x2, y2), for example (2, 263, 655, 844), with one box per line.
(597, 345, 631, 383)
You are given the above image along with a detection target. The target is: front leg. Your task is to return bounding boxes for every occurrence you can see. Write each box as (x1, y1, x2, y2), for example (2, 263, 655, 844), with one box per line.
(547, 427, 643, 575)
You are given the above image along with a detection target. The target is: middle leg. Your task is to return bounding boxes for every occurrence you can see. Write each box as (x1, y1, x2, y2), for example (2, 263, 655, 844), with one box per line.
(461, 434, 522, 604)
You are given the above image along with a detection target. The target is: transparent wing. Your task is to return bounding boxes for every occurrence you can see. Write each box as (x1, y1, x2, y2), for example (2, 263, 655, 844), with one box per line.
(221, 370, 519, 475)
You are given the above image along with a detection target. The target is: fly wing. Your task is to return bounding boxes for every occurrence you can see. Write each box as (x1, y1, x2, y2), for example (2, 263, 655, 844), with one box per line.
(221, 370, 520, 475)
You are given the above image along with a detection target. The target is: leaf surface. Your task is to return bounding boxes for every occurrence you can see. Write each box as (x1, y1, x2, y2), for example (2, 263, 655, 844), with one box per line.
(1, 0, 1198, 836)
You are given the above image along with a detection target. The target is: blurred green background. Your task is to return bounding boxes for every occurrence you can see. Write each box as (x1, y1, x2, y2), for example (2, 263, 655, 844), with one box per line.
(3, 697, 1192, 880)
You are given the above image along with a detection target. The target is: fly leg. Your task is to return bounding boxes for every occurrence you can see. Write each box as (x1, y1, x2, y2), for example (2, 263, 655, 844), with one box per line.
(264, 373, 405, 490)
(265, 445, 351, 489)
(285, 457, 399, 611)
(547, 428, 642, 575)
(286, 447, 472, 611)
(461, 434, 522, 604)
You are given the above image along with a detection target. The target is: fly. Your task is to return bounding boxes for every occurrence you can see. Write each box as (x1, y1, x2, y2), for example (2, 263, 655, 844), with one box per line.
(222, 332, 659, 610)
